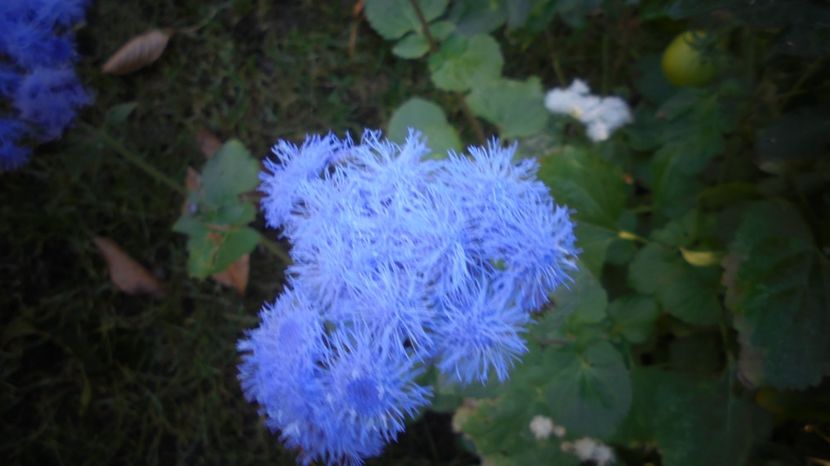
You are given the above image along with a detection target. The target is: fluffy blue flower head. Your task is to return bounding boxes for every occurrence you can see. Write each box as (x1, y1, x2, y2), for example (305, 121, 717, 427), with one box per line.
(0, 0, 92, 171)
(240, 130, 578, 464)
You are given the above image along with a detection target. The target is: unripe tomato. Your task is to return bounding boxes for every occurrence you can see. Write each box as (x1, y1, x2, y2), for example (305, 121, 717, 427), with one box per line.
(661, 30, 718, 87)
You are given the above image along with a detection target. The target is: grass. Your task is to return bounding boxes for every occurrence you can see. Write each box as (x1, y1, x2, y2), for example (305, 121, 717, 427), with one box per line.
(0, 1, 476, 464)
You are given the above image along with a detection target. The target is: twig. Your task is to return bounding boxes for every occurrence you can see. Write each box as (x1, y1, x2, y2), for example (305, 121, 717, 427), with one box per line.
(459, 96, 487, 144)
(84, 124, 186, 194)
(257, 233, 292, 265)
(409, 0, 437, 52)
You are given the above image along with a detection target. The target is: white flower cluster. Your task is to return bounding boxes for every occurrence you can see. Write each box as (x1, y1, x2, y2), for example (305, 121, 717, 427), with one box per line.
(528, 415, 566, 440)
(561, 437, 616, 465)
(544, 79, 632, 142)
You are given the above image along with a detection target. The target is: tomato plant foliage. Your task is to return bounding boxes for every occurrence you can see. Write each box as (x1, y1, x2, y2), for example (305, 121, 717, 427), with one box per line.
(363, 0, 830, 463)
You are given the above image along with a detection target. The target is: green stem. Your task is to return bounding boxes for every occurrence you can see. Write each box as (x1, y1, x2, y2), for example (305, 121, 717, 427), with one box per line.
(84, 124, 186, 194)
(409, 0, 437, 52)
(257, 233, 292, 265)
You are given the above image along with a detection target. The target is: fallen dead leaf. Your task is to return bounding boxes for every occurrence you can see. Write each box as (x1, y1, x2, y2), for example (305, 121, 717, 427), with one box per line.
(102, 29, 173, 75)
(211, 254, 250, 296)
(93, 237, 166, 296)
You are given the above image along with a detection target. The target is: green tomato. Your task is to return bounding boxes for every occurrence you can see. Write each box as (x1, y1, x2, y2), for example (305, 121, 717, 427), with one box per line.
(661, 30, 718, 87)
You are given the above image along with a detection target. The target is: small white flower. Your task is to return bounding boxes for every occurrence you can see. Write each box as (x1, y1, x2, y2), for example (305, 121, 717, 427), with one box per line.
(572, 437, 599, 461)
(553, 425, 566, 438)
(544, 79, 632, 142)
(563, 437, 616, 465)
(529, 415, 555, 440)
(593, 444, 616, 466)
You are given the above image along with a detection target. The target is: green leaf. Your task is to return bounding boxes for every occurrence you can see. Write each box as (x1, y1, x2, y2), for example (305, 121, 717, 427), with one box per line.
(200, 139, 260, 206)
(428, 34, 503, 91)
(105, 102, 138, 125)
(628, 243, 721, 326)
(391, 33, 429, 59)
(448, 0, 506, 35)
(388, 97, 461, 156)
(364, 0, 449, 40)
(608, 294, 659, 344)
(185, 226, 260, 279)
(728, 200, 830, 390)
(537, 147, 630, 276)
(459, 346, 580, 466)
(465, 76, 548, 138)
(617, 368, 772, 466)
(550, 263, 607, 327)
(643, 90, 736, 220)
(545, 341, 632, 438)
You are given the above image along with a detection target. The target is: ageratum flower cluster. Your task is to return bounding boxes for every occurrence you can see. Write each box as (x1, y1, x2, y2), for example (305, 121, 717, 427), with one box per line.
(239, 130, 578, 465)
(0, 0, 92, 171)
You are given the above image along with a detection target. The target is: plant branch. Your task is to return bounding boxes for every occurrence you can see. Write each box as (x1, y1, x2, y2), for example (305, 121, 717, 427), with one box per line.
(84, 124, 186, 194)
(257, 233, 292, 265)
(409, 0, 437, 52)
(459, 96, 487, 144)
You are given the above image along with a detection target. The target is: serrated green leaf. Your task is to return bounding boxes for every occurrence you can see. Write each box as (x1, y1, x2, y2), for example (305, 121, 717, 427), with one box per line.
(728, 200, 830, 389)
(388, 97, 461, 156)
(608, 294, 659, 344)
(616, 368, 771, 466)
(428, 34, 503, 91)
(465, 76, 547, 138)
(546, 341, 632, 438)
(391, 33, 429, 59)
(551, 263, 607, 327)
(212, 202, 256, 226)
(459, 345, 580, 466)
(201, 139, 260, 206)
(537, 147, 629, 276)
(628, 243, 721, 326)
(364, 0, 449, 40)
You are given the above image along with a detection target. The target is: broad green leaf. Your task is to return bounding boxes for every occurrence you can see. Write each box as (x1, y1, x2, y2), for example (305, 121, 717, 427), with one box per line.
(105, 102, 138, 125)
(545, 341, 632, 438)
(428, 34, 503, 91)
(728, 200, 830, 389)
(185, 226, 260, 279)
(628, 243, 721, 326)
(364, 0, 449, 40)
(537, 147, 630, 276)
(391, 33, 429, 59)
(608, 294, 659, 344)
(448, 0, 506, 35)
(388, 97, 461, 156)
(200, 139, 260, 206)
(616, 368, 772, 466)
(465, 76, 548, 138)
(550, 263, 607, 327)
(460, 346, 580, 466)
(643, 90, 736, 220)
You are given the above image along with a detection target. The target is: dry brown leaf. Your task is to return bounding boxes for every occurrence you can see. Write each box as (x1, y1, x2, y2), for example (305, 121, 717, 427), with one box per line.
(102, 29, 173, 75)
(211, 254, 250, 296)
(93, 237, 166, 296)
(197, 129, 223, 159)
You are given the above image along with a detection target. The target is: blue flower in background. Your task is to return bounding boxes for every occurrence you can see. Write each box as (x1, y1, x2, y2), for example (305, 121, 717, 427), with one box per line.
(242, 130, 578, 464)
(0, 0, 92, 171)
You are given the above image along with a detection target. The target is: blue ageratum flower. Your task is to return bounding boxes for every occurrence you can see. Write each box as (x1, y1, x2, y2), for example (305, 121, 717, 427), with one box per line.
(240, 129, 578, 464)
(0, 0, 92, 171)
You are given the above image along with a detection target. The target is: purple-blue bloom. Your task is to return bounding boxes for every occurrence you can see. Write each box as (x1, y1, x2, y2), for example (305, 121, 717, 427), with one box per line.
(0, 0, 91, 171)
(242, 130, 578, 464)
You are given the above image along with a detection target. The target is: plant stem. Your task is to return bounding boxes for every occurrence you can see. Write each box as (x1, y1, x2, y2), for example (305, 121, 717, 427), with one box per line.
(409, 0, 437, 52)
(257, 233, 292, 265)
(84, 124, 186, 194)
(459, 96, 487, 144)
